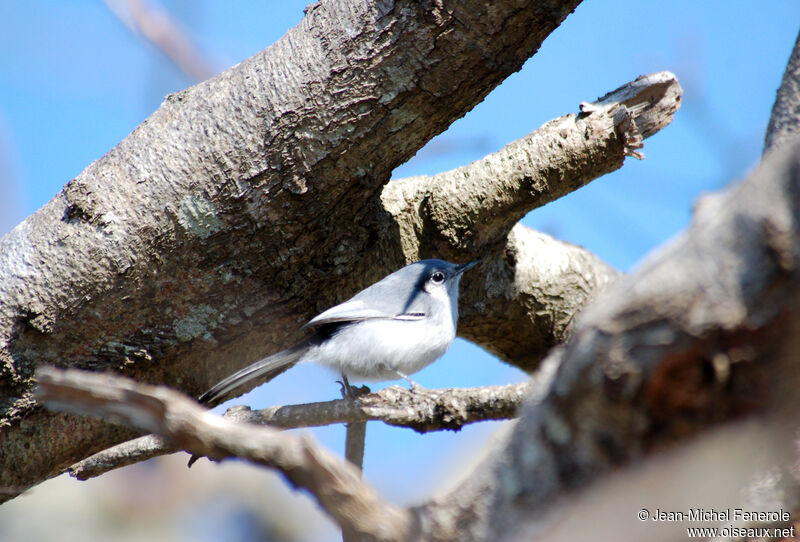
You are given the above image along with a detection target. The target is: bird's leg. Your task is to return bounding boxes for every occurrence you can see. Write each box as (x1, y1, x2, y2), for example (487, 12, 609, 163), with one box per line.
(336, 373, 371, 400)
(375, 362, 424, 390)
(393, 369, 424, 391)
(337, 373, 354, 399)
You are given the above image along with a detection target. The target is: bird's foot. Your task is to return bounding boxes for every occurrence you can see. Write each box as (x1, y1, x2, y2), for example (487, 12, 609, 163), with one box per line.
(337, 374, 370, 399)
(336, 374, 353, 399)
(394, 370, 424, 392)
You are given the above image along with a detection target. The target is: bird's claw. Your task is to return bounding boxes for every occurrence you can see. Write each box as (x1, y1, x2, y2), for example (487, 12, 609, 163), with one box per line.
(338, 374, 361, 399)
(406, 378, 424, 392)
(393, 369, 423, 391)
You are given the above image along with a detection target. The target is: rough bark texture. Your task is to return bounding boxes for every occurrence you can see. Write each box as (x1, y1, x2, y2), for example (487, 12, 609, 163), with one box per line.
(35, 367, 413, 542)
(765, 29, 800, 152)
(47, 68, 683, 491)
(43, 68, 684, 491)
(0, 0, 586, 500)
(417, 142, 800, 541)
(36, 143, 800, 541)
(384, 71, 680, 368)
(0, 0, 687, 503)
(757, 27, 800, 530)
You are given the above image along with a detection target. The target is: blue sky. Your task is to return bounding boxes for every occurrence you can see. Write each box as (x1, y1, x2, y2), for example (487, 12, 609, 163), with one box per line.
(1, 1, 798, 540)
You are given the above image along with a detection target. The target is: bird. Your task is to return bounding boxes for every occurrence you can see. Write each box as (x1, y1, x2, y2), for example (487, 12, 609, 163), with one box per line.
(198, 259, 479, 406)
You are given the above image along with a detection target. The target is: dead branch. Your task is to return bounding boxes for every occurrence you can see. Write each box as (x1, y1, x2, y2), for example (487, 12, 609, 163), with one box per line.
(101, 0, 217, 81)
(68, 381, 531, 480)
(386, 72, 682, 256)
(414, 140, 800, 541)
(0, 0, 589, 501)
(35, 366, 412, 542)
(385, 71, 679, 368)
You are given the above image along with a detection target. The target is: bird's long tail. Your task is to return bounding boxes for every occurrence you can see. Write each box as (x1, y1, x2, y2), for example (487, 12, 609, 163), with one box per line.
(198, 343, 308, 406)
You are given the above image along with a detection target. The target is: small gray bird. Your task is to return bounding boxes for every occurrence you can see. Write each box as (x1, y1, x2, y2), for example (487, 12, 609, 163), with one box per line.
(199, 259, 478, 405)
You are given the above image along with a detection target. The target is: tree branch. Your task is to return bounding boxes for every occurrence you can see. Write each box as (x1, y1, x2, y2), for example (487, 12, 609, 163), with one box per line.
(414, 140, 800, 540)
(36, 124, 800, 540)
(385, 72, 681, 256)
(101, 0, 218, 81)
(0, 0, 591, 501)
(0, 66, 681, 499)
(743, 26, 800, 528)
(344, 420, 367, 471)
(0, 0, 685, 501)
(765, 29, 800, 152)
(40, 68, 684, 488)
(35, 367, 412, 542)
(67, 381, 531, 480)
(384, 71, 680, 368)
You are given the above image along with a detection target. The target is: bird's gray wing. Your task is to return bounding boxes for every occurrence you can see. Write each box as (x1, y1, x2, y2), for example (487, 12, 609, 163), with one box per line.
(305, 299, 425, 327)
(305, 263, 435, 328)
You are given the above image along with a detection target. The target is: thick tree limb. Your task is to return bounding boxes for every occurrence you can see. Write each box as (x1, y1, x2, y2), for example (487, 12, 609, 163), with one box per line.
(37, 135, 800, 541)
(386, 72, 680, 368)
(415, 141, 800, 540)
(745, 27, 800, 531)
(0, 0, 588, 501)
(386, 72, 680, 257)
(515, 419, 796, 542)
(35, 367, 411, 542)
(68, 381, 531, 480)
(0, 0, 684, 500)
(42, 69, 682, 489)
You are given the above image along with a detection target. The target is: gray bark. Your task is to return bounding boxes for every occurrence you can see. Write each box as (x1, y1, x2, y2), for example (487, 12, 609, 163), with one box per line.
(11, 66, 679, 497)
(386, 71, 680, 368)
(0, 0, 584, 500)
(765, 29, 800, 152)
(35, 367, 412, 542)
(0, 0, 684, 503)
(66, 381, 530, 481)
(417, 140, 800, 541)
(35, 144, 800, 541)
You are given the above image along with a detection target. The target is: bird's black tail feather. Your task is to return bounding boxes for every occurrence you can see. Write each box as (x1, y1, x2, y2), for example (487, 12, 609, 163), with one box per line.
(198, 343, 308, 406)
(189, 344, 308, 467)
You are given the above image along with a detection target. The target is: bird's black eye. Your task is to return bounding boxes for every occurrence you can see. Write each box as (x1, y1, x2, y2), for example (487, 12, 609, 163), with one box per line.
(430, 271, 445, 284)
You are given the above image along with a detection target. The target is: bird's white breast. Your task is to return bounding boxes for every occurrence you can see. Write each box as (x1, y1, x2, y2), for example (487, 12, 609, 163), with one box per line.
(307, 315, 456, 381)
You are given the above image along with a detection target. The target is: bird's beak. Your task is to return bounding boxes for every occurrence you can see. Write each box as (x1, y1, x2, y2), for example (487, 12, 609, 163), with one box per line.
(455, 260, 480, 276)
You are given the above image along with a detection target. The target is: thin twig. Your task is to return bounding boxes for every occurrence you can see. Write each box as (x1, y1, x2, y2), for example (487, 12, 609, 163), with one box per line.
(345, 421, 367, 472)
(343, 420, 368, 542)
(68, 381, 531, 480)
(102, 0, 217, 81)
